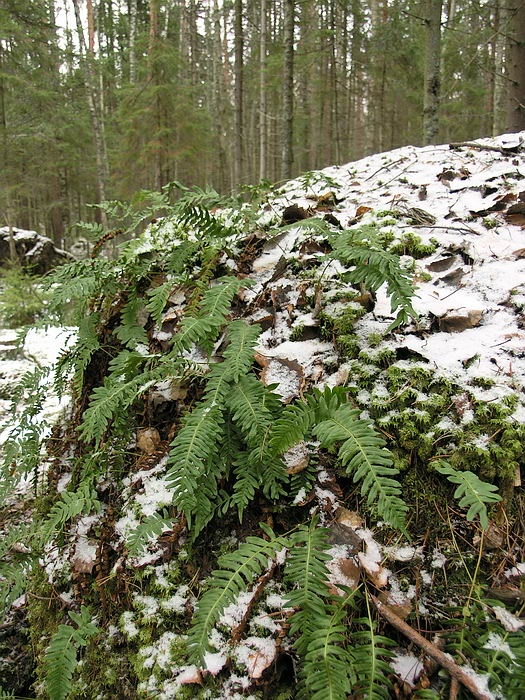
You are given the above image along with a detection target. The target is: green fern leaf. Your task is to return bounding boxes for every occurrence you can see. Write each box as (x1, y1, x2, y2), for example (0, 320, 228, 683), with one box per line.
(187, 525, 284, 663)
(225, 374, 273, 444)
(331, 227, 418, 330)
(270, 387, 348, 455)
(166, 403, 224, 523)
(146, 281, 173, 325)
(315, 405, 407, 529)
(127, 510, 173, 556)
(351, 608, 396, 700)
(221, 320, 261, 382)
(45, 606, 99, 700)
(42, 483, 100, 541)
(114, 292, 149, 349)
(78, 372, 154, 444)
(434, 461, 501, 529)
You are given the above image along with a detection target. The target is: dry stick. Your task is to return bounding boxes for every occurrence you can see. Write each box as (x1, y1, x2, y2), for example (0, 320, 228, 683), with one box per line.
(449, 141, 522, 155)
(231, 562, 277, 643)
(370, 595, 491, 700)
(449, 677, 459, 700)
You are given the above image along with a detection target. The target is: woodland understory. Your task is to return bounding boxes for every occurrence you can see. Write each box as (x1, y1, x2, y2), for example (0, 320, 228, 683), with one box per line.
(1, 133, 525, 700)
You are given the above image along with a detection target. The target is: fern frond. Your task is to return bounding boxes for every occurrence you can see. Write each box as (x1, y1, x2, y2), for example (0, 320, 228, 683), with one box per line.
(299, 602, 355, 700)
(166, 403, 224, 524)
(351, 600, 396, 700)
(221, 320, 261, 382)
(114, 291, 149, 349)
(503, 629, 525, 699)
(42, 482, 100, 540)
(230, 452, 260, 520)
(226, 375, 273, 444)
(178, 204, 238, 240)
(78, 371, 154, 444)
(45, 606, 99, 700)
(284, 519, 332, 653)
(315, 405, 407, 529)
(331, 228, 418, 330)
(146, 281, 173, 325)
(434, 461, 501, 529)
(270, 387, 348, 455)
(187, 525, 284, 663)
(127, 510, 173, 556)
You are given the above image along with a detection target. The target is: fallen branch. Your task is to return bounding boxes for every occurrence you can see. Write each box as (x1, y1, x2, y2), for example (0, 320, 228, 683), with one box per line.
(449, 141, 522, 155)
(231, 561, 277, 643)
(370, 594, 491, 700)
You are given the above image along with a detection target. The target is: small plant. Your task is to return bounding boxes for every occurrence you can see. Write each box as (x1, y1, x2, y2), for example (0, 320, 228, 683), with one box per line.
(0, 264, 47, 327)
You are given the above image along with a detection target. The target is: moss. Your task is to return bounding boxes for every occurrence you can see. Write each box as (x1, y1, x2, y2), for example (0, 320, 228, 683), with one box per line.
(472, 376, 495, 388)
(389, 232, 438, 259)
(482, 217, 498, 229)
(290, 323, 305, 341)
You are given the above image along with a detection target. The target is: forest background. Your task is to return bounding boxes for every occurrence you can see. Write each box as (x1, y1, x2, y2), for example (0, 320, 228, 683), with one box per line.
(1, 0, 525, 249)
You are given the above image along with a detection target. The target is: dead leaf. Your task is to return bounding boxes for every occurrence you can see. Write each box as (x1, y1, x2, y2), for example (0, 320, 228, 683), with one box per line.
(438, 310, 483, 333)
(377, 591, 413, 620)
(356, 205, 372, 218)
(137, 427, 161, 454)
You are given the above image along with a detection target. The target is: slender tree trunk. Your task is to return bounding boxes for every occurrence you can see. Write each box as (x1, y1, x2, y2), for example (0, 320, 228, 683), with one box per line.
(507, 1, 525, 132)
(129, 0, 138, 83)
(281, 0, 294, 180)
(259, 0, 267, 181)
(234, 0, 244, 186)
(72, 0, 109, 226)
(0, 46, 17, 262)
(423, 0, 443, 145)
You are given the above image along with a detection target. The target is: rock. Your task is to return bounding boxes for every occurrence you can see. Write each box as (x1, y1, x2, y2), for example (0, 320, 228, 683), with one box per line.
(0, 227, 73, 274)
(137, 428, 161, 454)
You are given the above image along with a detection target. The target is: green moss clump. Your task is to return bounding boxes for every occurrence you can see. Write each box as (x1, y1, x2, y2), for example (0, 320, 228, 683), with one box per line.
(389, 232, 438, 259)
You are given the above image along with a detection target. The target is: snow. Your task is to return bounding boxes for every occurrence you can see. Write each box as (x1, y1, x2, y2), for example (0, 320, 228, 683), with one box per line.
(493, 606, 525, 632)
(390, 652, 424, 687)
(204, 651, 227, 675)
(234, 636, 276, 678)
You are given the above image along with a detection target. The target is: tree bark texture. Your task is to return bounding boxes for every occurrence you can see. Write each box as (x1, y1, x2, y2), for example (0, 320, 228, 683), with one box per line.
(259, 0, 267, 181)
(281, 0, 294, 180)
(423, 0, 443, 145)
(507, 2, 525, 132)
(234, 0, 244, 185)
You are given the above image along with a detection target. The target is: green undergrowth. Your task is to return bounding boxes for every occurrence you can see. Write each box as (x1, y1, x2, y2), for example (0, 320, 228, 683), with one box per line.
(1, 189, 523, 699)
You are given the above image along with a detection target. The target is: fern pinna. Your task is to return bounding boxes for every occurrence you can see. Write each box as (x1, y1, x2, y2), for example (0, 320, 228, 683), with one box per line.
(44, 607, 99, 700)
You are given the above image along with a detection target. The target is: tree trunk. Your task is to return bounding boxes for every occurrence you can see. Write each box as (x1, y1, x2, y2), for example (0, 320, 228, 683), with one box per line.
(281, 0, 294, 180)
(259, 0, 267, 181)
(507, 1, 525, 132)
(423, 0, 443, 145)
(234, 0, 244, 186)
(129, 0, 138, 83)
(72, 0, 109, 227)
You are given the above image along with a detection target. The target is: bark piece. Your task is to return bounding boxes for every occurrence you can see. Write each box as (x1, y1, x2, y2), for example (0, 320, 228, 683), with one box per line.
(438, 310, 483, 333)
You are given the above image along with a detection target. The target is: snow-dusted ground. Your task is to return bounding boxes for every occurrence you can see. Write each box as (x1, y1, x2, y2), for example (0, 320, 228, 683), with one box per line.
(0, 326, 75, 447)
(239, 132, 525, 410)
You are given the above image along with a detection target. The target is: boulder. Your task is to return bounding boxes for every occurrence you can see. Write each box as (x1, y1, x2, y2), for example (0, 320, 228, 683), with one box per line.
(0, 227, 73, 275)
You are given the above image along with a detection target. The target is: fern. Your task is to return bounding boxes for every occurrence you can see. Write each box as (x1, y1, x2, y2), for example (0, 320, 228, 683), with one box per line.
(330, 225, 418, 330)
(42, 482, 101, 541)
(270, 386, 348, 455)
(44, 606, 100, 700)
(114, 291, 149, 349)
(166, 403, 224, 524)
(285, 519, 356, 700)
(284, 520, 332, 653)
(226, 375, 273, 443)
(434, 461, 501, 529)
(126, 510, 173, 556)
(78, 369, 157, 444)
(315, 405, 407, 530)
(351, 596, 396, 700)
(55, 313, 100, 396)
(146, 281, 173, 325)
(187, 524, 284, 663)
(221, 320, 261, 382)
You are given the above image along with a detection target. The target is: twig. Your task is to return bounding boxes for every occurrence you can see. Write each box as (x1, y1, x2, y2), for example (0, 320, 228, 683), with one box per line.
(449, 141, 522, 155)
(396, 224, 481, 236)
(449, 677, 459, 700)
(365, 155, 408, 181)
(231, 562, 277, 643)
(370, 595, 491, 700)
